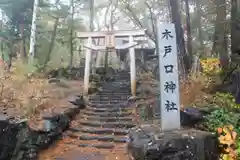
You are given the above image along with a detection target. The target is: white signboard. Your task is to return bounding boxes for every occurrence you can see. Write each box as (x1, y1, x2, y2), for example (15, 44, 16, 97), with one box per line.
(157, 23, 181, 131)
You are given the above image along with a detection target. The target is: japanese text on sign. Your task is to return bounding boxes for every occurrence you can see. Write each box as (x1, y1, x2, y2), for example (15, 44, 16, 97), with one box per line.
(157, 23, 180, 131)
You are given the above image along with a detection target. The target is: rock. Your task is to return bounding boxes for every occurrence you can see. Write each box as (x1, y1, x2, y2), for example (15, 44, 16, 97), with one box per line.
(48, 78, 61, 84)
(96, 67, 106, 75)
(89, 74, 102, 83)
(68, 95, 85, 108)
(0, 115, 21, 160)
(136, 85, 158, 97)
(127, 125, 219, 160)
(105, 75, 115, 82)
(88, 82, 99, 94)
(0, 96, 85, 160)
(47, 67, 85, 80)
(136, 59, 158, 77)
(54, 81, 71, 88)
(180, 107, 205, 127)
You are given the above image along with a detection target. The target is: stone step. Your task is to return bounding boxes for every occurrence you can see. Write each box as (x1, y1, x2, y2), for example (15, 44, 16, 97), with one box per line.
(66, 132, 128, 143)
(102, 83, 130, 86)
(91, 94, 131, 101)
(91, 96, 130, 101)
(82, 110, 132, 117)
(102, 91, 130, 93)
(87, 103, 133, 109)
(101, 84, 129, 86)
(79, 135, 128, 143)
(96, 91, 131, 97)
(106, 82, 129, 84)
(89, 97, 129, 101)
(68, 126, 129, 135)
(79, 114, 133, 122)
(97, 92, 130, 95)
(102, 86, 129, 89)
(102, 82, 129, 84)
(90, 99, 125, 103)
(92, 93, 130, 96)
(97, 90, 130, 94)
(62, 137, 117, 149)
(93, 96, 130, 100)
(85, 106, 132, 113)
(79, 120, 135, 128)
(90, 101, 123, 105)
(54, 150, 107, 160)
(101, 86, 130, 88)
(107, 76, 130, 79)
(78, 143, 115, 149)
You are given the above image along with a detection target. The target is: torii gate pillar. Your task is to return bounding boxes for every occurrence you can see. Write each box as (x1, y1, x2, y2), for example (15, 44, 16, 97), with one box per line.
(129, 36, 136, 96)
(83, 37, 92, 95)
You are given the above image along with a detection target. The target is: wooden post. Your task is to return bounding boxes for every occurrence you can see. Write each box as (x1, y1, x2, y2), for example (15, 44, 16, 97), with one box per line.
(129, 36, 136, 96)
(84, 37, 92, 95)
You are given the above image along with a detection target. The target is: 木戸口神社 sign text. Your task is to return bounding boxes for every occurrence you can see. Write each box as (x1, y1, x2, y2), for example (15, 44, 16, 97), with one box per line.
(157, 23, 180, 131)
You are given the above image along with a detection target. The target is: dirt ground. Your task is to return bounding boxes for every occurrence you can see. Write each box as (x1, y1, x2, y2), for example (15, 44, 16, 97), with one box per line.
(38, 134, 129, 160)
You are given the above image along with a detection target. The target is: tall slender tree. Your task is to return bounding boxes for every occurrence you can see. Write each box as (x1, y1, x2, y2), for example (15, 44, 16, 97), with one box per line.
(185, 0, 193, 65)
(212, 0, 228, 68)
(170, 0, 190, 75)
(231, 0, 240, 55)
(29, 0, 39, 65)
(69, 0, 74, 68)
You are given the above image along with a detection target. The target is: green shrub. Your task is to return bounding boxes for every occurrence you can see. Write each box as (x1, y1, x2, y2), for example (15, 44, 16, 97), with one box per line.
(204, 108, 238, 132)
(213, 92, 240, 109)
(203, 108, 240, 157)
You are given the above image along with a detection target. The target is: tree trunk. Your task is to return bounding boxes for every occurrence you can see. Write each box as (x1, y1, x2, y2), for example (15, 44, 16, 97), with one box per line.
(195, 0, 204, 52)
(0, 19, 3, 60)
(185, 0, 193, 66)
(212, 0, 228, 68)
(89, 0, 94, 31)
(89, 0, 96, 74)
(69, 0, 74, 68)
(43, 18, 59, 68)
(191, 0, 203, 73)
(28, 0, 39, 65)
(19, 23, 27, 62)
(231, 0, 240, 55)
(169, 0, 190, 76)
(6, 41, 13, 72)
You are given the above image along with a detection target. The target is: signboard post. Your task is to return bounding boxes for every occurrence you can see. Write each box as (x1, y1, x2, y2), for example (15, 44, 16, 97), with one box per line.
(157, 23, 181, 131)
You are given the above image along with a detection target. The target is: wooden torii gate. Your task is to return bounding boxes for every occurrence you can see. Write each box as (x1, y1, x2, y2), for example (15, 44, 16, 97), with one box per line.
(77, 29, 146, 96)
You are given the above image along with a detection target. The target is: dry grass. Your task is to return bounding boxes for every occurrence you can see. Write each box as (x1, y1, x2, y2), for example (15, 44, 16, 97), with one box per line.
(180, 73, 217, 107)
(135, 72, 215, 120)
(0, 74, 49, 118)
(136, 71, 213, 105)
(0, 61, 83, 122)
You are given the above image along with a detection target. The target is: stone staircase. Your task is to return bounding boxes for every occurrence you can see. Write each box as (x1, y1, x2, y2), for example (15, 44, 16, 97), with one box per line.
(64, 71, 136, 150)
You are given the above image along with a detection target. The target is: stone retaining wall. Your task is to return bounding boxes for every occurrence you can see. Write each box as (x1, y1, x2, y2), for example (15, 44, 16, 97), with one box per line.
(0, 96, 84, 160)
(127, 125, 220, 160)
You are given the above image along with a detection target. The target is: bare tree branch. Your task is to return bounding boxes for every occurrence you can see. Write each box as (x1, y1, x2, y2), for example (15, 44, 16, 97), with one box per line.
(123, 4, 155, 42)
(145, 1, 157, 42)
